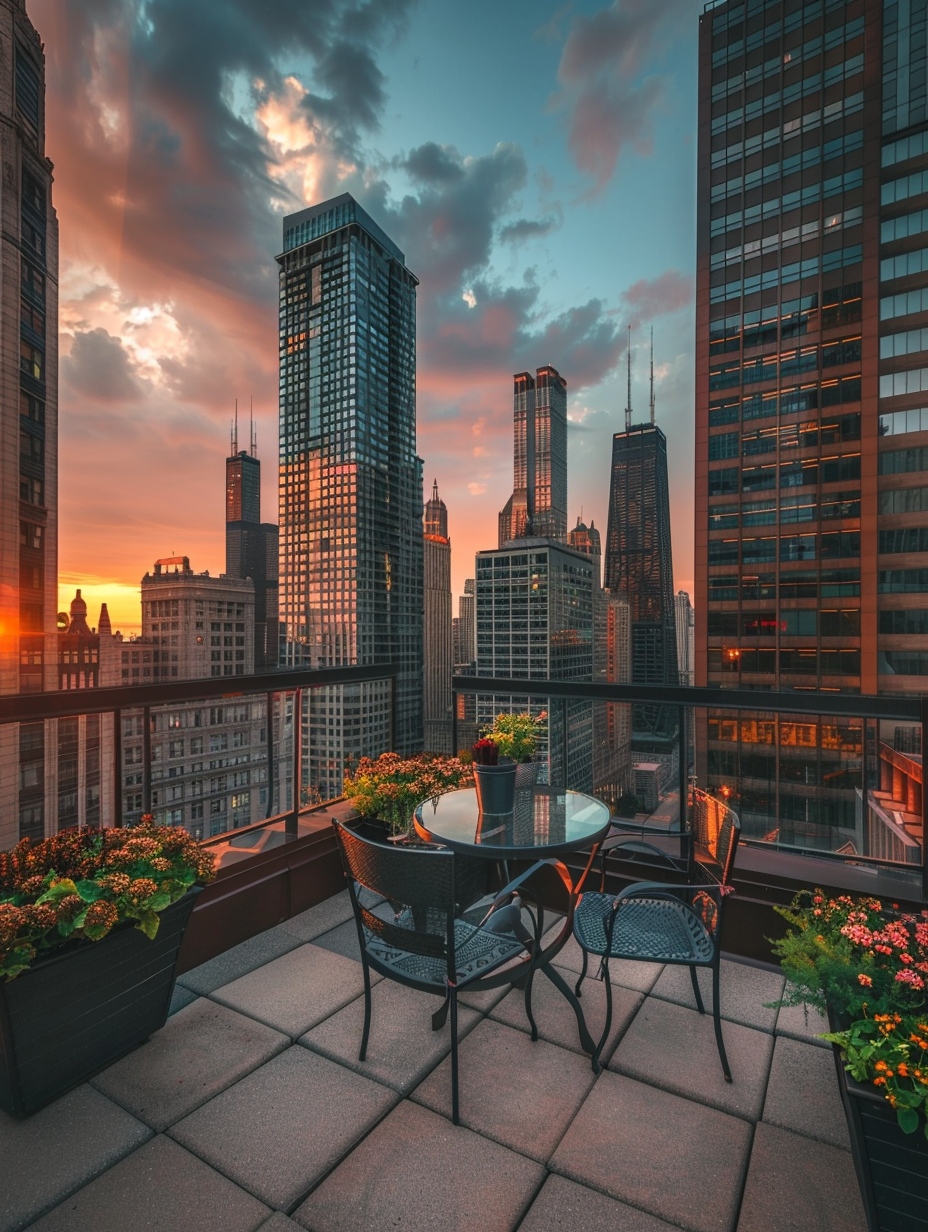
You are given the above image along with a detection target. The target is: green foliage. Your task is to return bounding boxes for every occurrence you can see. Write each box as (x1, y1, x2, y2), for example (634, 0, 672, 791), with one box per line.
(771, 889, 928, 1138)
(0, 818, 215, 981)
(485, 712, 546, 763)
(343, 752, 471, 836)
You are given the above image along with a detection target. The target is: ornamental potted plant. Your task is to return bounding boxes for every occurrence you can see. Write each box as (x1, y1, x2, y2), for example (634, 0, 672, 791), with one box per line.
(0, 818, 215, 1118)
(771, 889, 928, 1231)
(487, 711, 546, 788)
(342, 751, 470, 840)
(471, 737, 517, 814)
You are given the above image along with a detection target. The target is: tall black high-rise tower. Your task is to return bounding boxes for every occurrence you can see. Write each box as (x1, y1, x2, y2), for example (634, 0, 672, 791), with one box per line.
(604, 423, 679, 750)
(225, 422, 278, 671)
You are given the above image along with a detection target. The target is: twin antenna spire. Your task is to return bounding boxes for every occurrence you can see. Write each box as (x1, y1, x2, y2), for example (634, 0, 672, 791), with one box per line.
(624, 326, 656, 433)
(230, 397, 257, 457)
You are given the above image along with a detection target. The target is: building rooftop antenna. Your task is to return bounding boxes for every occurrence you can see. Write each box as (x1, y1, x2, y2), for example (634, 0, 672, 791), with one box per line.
(250, 395, 256, 456)
(625, 325, 632, 434)
(232, 398, 239, 455)
(649, 326, 655, 426)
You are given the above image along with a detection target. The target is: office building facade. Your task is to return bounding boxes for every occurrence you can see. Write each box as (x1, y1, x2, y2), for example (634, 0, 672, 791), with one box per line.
(604, 423, 679, 754)
(225, 433, 279, 670)
(498, 367, 568, 546)
(0, 1, 59, 850)
(697, 0, 927, 859)
(475, 540, 595, 790)
(423, 480, 453, 753)
(675, 589, 696, 686)
(277, 194, 423, 800)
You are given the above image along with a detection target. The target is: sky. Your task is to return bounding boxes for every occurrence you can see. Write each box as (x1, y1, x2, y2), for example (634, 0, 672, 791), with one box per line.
(35, 0, 701, 635)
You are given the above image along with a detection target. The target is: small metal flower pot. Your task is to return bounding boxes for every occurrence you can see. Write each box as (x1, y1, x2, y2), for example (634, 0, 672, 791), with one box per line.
(473, 762, 517, 814)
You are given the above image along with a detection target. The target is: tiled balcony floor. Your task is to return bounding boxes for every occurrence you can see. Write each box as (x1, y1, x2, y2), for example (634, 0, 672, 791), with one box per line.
(2, 891, 868, 1232)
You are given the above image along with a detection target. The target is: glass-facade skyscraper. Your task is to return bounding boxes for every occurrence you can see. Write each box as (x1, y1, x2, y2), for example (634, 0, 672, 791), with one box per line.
(498, 366, 568, 545)
(697, 0, 927, 861)
(277, 194, 423, 799)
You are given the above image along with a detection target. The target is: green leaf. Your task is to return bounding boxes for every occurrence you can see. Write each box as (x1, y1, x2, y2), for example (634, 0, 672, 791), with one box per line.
(897, 1106, 919, 1135)
(75, 880, 104, 903)
(136, 911, 160, 941)
(38, 878, 79, 905)
(147, 892, 172, 913)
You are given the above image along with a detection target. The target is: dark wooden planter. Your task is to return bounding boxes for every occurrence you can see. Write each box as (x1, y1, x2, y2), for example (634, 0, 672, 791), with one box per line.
(831, 1043, 928, 1232)
(0, 888, 200, 1118)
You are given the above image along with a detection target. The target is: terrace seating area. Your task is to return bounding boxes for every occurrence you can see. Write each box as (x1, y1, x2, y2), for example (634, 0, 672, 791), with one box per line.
(1, 886, 867, 1232)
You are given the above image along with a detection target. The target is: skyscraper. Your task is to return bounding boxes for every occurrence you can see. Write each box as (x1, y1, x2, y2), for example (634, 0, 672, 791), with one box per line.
(604, 423, 679, 752)
(498, 366, 568, 546)
(568, 516, 603, 586)
(277, 193, 423, 799)
(675, 590, 695, 687)
(0, 2, 58, 849)
(696, 0, 927, 857)
(225, 421, 279, 670)
(423, 480, 453, 753)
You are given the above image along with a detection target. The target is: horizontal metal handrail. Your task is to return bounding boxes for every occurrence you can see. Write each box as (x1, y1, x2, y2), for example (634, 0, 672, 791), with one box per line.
(451, 674, 924, 722)
(0, 662, 400, 725)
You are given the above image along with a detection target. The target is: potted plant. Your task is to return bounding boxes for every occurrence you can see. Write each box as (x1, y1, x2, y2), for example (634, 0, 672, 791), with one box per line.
(342, 752, 470, 839)
(487, 711, 546, 788)
(771, 889, 928, 1231)
(471, 737, 517, 814)
(0, 818, 215, 1117)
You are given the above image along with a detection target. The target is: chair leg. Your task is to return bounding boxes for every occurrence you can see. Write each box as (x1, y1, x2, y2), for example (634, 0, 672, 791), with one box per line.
(431, 991, 450, 1032)
(574, 946, 588, 997)
(711, 956, 732, 1083)
(359, 958, 373, 1062)
(689, 963, 705, 1015)
(524, 966, 538, 1042)
(450, 989, 461, 1125)
(591, 958, 612, 1075)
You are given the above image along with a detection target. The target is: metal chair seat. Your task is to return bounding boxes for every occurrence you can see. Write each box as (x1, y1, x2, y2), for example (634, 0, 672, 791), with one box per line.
(366, 917, 526, 985)
(574, 890, 714, 965)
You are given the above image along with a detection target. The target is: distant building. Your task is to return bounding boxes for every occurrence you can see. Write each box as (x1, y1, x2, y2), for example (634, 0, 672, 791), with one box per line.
(423, 481, 453, 753)
(475, 540, 594, 791)
(499, 367, 568, 546)
(604, 423, 679, 760)
(0, 1, 59, 850)
(568, 517, 602, 588)
(277, 193, 423, 800)
(593, 589, 633, 804)
(225, 425, 279, 671)
(108, 558, 270, 837)
(453, 578, 478, 753)
(674, 590, 695, 687)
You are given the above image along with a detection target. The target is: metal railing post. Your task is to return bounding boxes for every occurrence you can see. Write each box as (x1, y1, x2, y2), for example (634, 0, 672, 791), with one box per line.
(265, 690, 275, 819)
(678, 705, 688, 841)
(113, 708, 122, 828)
(288, 688, 302, 837)
(451, 685, 458, 757)
(142, 705, 152, 816)
(560, 696, 569, 789)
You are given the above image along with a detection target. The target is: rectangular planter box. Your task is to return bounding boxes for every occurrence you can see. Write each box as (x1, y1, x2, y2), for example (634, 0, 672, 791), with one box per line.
(832, 1045, 928, 1232)
(0, 888, 199, 1118)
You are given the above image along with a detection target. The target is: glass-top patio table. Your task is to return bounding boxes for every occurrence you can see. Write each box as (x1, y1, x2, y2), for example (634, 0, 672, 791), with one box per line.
(415, 785, 611, 1055)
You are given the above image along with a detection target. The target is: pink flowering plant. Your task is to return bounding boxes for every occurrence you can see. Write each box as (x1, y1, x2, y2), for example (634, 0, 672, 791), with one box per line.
(0, 818, 216, 982)
(772, 889, 928, 1137)
(343, 752, 471, 836)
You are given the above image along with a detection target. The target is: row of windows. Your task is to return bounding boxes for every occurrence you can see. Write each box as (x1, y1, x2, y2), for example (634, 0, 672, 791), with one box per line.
(879, 445, 928, 473)
(880, 367, 928, 398)
(880, 328, 928, 359)
(708, 648, 861, 674)
(710, 492, 859, 529)
(881, 207, 928, 245)
(709, 571, 861, 600)
(711, 208, 861, 271)
(882, 169, 928, 206)
(711, 379, 862, 427)
(880, 285, 928, 319)
(881, 246, 928, 282)
(710, 166, 862, 236)
(710, 245, 863, 305)
(708, 609, 859, 638)
(711, 131, 864, 203)
(709, 285, 860, 353)
(710, 414, 861, 459)
(710, 454, 862, 495)
(709, 339, 861, 391)
(712, 43, 863, 103)
(710, 93, 863, 170)
(882, 129, 928, 168)
(710, 530, 861, 565)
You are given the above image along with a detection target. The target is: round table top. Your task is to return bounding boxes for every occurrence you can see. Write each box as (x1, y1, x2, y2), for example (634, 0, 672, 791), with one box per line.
(414, 786, 611, 859)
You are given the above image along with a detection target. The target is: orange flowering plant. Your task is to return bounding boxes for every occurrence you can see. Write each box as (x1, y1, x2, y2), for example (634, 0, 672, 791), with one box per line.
(0, 818, 216, 982)
(771, 889, 928, 1138)
(343, 752, 471, 836)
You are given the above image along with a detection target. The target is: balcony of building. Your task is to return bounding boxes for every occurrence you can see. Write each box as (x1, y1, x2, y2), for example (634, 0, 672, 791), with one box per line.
(1, 665, 925, 1232)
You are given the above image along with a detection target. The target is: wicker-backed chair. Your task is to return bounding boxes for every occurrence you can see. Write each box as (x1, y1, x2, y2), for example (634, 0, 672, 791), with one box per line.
(572, 800, 741, 1079)
(333, 820, 566, 1124)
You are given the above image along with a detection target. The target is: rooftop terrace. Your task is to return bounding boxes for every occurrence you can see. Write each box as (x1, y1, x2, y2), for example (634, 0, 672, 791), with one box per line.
(2, 886, 866, 1232)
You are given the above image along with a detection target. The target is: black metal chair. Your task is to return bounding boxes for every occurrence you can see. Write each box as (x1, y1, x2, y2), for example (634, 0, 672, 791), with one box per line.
(332, 820, 567, 1124)
(572, 796, 741, 1079)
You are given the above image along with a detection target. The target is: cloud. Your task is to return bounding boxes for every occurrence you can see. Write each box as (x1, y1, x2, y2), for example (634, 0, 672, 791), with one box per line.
(622, 269, 693, 323)
(499, 214, 561, 244)
(62, 328, 144, 401)
(552, 0, 691, 196)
